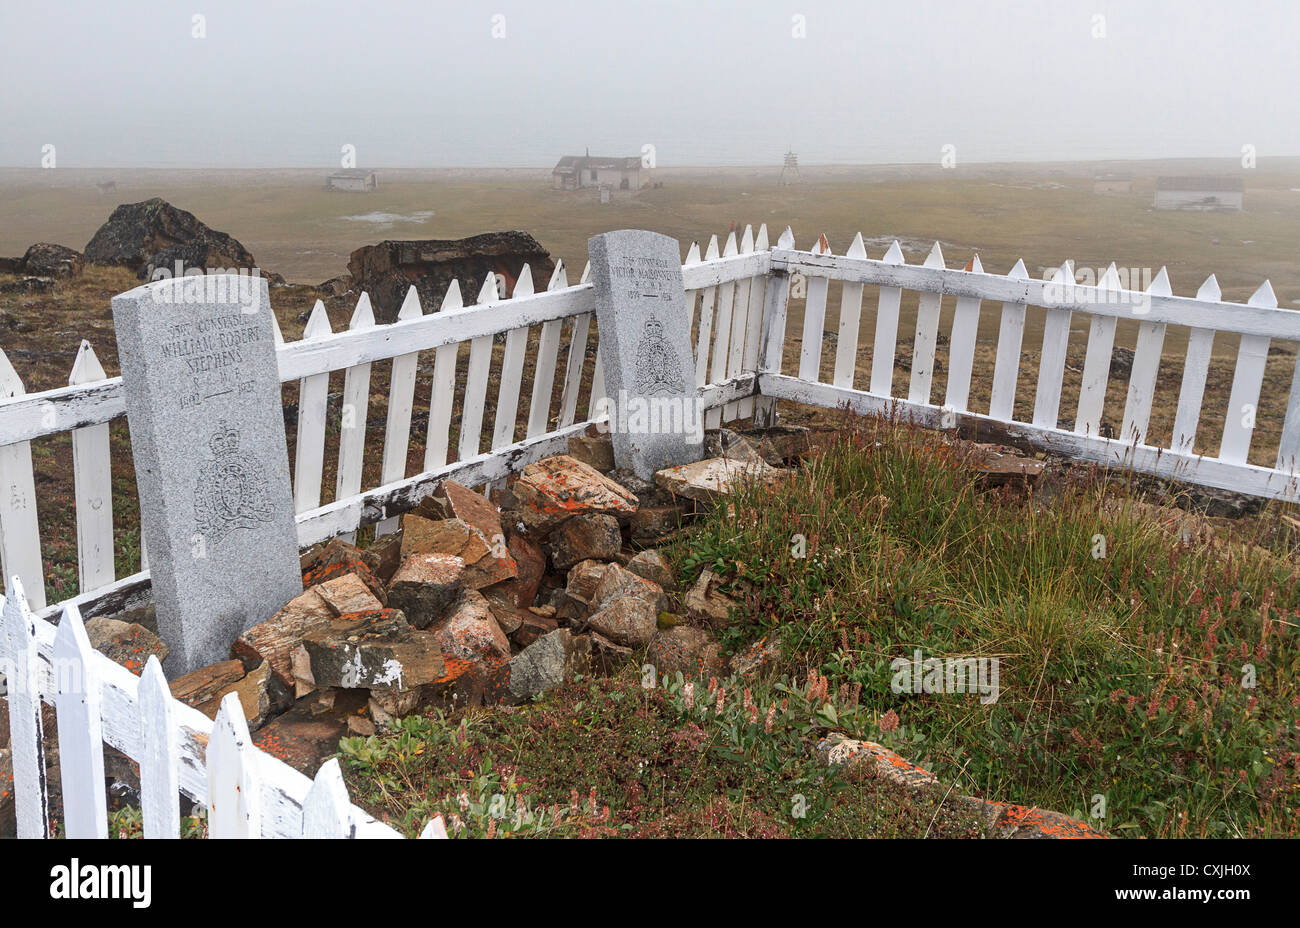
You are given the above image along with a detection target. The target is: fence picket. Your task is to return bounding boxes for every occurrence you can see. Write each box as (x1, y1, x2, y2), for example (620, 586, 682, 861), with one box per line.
(208, 691, 263, 838)
(684, 241, 702, 330)
(737, 224, 769, 419)
(293, 301, 334, 513)
(138, 654, 181, 838)
(0, 350, 45, 610)
(721, 226, 756, 420)
(69, 342, 115, 592)
(558, 266, 593, 428)
(1074, 263, 1121, 436)
(1171, 275, 1220, 455)
(1219, 281, 1276, 464)
(908, 242, 946, 405)
(988, 259, 1030, 420)
(375, 288, 424, 536)
(425, 281, 463, 470)
(753, 228, 795, 427)
(943, 254, 984, 411)
(694, 236, 721, 390)
(1120, 268, 1172, 445)
(588, 346, 606, 419)
(493, 266, 533, 450)
(335, 294, 376, 542)
(1033, 262, 1074, 429)
(53, 602, 108, 838)
(420, 815, 450, 839)
(832, 232, 868, 391)
(1278, 351, 1300, 475)
(302, 757, 354, 838)
(798, 235, 831, 383)
(459, 275, 498, 462)
(706, 232, 740, 428)
(526, 262, 568, 438)
(869, 241, 905, 397)
(2, 577, 50, 837)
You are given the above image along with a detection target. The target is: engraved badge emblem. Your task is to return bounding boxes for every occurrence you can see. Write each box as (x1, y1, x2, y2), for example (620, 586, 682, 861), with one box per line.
(194, 420, 274, 546)
(633, 317, 685, 396)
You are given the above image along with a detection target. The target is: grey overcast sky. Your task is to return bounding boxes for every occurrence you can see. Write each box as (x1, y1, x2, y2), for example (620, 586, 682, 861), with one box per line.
(2, 0, 1297, 168)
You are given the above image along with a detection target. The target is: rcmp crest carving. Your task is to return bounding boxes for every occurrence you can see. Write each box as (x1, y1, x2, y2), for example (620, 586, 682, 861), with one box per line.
(194, 420, 274, 546)
(633, 317, 685, 396)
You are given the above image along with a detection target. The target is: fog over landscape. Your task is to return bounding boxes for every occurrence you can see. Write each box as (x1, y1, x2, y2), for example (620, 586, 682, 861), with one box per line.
(2, 0, 1298, 168)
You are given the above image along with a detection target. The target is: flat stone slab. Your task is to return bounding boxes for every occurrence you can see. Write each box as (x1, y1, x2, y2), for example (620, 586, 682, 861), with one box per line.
(654, 456, 787, 503)
(112, 275, 301, 675)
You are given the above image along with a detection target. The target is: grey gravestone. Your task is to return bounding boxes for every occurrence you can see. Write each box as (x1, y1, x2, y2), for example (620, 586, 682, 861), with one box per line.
(588, 230, 703, 479)
(112, 274, 302, 676)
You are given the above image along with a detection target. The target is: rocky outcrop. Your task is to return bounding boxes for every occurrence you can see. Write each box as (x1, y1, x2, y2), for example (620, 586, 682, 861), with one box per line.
(344, 232, 556, 324)
(16, 243, 84, 279)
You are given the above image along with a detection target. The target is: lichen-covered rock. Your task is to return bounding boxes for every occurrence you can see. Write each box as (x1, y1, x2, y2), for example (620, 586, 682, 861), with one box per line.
(654, 456, 786, 504)
(731, 633, 781, 676)
(301, 537, 387, 604)
(84, 618, 168, 674)
(18, 243, 84, 279)
(629, 504, 683, 544)
(505, 629, 591, 703)
(168, 659, 246, 708)
(683, 569, 737, 628)
(584, 563, 668, 647)
(547, 513, 622, 570)
(488, 531, 546, 609)
(626, 549, 675, 591)
(399, 515, 516, 589)
(645, 625, 724, 679)
(512, 455, 638, 532)
(302, 608, 445, 691)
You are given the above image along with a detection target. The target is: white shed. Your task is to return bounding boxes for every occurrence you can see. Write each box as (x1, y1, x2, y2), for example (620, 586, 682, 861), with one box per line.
(1154, 176, 1243, 211)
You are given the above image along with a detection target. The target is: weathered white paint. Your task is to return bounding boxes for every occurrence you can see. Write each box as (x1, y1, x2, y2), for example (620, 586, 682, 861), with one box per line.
(798, 235, 832, 384)
(1219, 281, 1276, 464)
(207, 692, 263, 838)
(293, 301, 333, 513)
(69, 342, 115, 592)
(722, 226, 756, 421)
(335, 294, 376, 542)
(459, 275, 499, 462)
(943, 254, 984, 412)
(426, 281, 463, 471)
(302, 758, 355, 838)
(707, 232, 740, 429)
(526, 262, 568, 438)
(1119, 268, 1172, 445)
(375, 287, 425, 536)
(869, 241, 905, 398)
(493, 265, 534, 450)
(694, 236, 721, 392)
(3, 576, 49, 836)
(736, 224, 770, 419)
(908, 243, 946, 405)
(987, 259, 1029, 420)
(1171, 275, 1221, 455)
(753, 228, 795, 427)
(0, 351, 44, 611)
(1034, 262, 1075, 430)
(53, 603, 108, 838)
(138, 654, 181, 838)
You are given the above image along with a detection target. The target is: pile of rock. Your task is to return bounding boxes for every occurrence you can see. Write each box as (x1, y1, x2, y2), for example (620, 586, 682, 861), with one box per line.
(0, 242, 86, 293)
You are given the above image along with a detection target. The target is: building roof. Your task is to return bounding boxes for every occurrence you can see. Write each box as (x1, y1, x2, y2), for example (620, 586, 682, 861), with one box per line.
(328, 169, 377, 178)
(552, 155, 643, 175)
(1155, 175, 1244, 192)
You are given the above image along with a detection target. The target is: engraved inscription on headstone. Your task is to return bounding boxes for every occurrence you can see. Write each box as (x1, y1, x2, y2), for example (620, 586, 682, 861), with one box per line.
(588, 230, 703, 479)
(112, 275, 302, 676)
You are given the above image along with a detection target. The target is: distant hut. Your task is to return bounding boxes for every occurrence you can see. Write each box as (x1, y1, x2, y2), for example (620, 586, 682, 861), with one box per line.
(551, 153, 646, 191)
(326, 169, 379, 192)
(1154, 176, 1244, 211)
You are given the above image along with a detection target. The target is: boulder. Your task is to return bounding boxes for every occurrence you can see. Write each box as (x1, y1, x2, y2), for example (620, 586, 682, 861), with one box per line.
(511, 455, 638, 533)
(233, 572, 384, 688)
(488, 532, 546, 609)
(386, 553, 465, 628)
(626, 549, 675, 591)
(646, 626, 725, 679)
(168, 659, 246, 707)
(142, 235, 271, 283)
(683, 569, 737, 627)
(18, 243, 83, 279)
(567, 432, 616, 472)
(703, 428, 764, 463)
(194, 661, 278, 728)
(511, 610, 559, 648)
(731, 633, 782, 677)
(737, 426, 813, 466)
(505, 629, 590, 703)
(630, 505, 683, 544)
(546, 513, 622, 570)
(302, 609, 445, 691)
(346, 232, 556, 324)
(83, 198, 262, 278)
(252, 705, 350, 778)
(360, 531, 404, 583)
(425, 481, 506, 539)
(589, 632, 634, 672)
(430, 591, 511, 706)
(654, 456, 786, 504)
(84, 618, 168, 674)
(302, 538, 387, 603)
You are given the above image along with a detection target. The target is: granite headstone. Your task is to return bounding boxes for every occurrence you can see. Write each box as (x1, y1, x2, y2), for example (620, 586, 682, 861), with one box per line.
(587, 230, 703, 479)
(112, 273, 302, 676)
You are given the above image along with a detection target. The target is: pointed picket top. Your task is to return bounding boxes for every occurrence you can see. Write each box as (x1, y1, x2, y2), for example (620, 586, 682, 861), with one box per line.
(268, 310, 285, 346)
(476, 272, 499, 306)
(966, 254, 984, 274)
(69, 340, 107, 386)
(208, 691, 263, 838)
(812, 233, 831, 256)
(513, 263, 535, 298)
(684, 241, 701, 264)
(0, 347, 26, 399)
(1196, 274, 1221, 302)
(53, 601, 108, 838)
(882, 241, 905, 265)
(1098, 262, 1122, 291)
(845, 231, 867, 259)
(776, 226, 795, 250)
(547, 259, 568, 291)
(1050, 261, 1074, 286)
(348, 291, 375, 329)
(441, 278, 464, 311)
(923, 241, 945, 269)
(302, 300, 333, 339)
(1146, 267, 1172, 297)
(705, 235, 721, 261)
(397, 286, 423, 321)
(1007, 258, 1029, 280)
(723, 231, 739, 257)
(755, 224, 770, 251)
(52, 600, 93, 673)
(138, 654, 181, 839)
(420, 815, 450, 839)
(1248, 280, 1277, 308)
(741, 224, 755, 254)
(579, 262, 591, 284)
(302, 758, 354, 838)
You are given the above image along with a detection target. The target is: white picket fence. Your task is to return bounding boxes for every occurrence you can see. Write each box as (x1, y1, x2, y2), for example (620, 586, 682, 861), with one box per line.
(0, 229, 770, 839)
(755, 229, 1300, 502)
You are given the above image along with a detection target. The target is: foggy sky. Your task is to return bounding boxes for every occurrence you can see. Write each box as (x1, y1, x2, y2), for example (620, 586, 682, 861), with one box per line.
(2, 0, 1297, 168)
